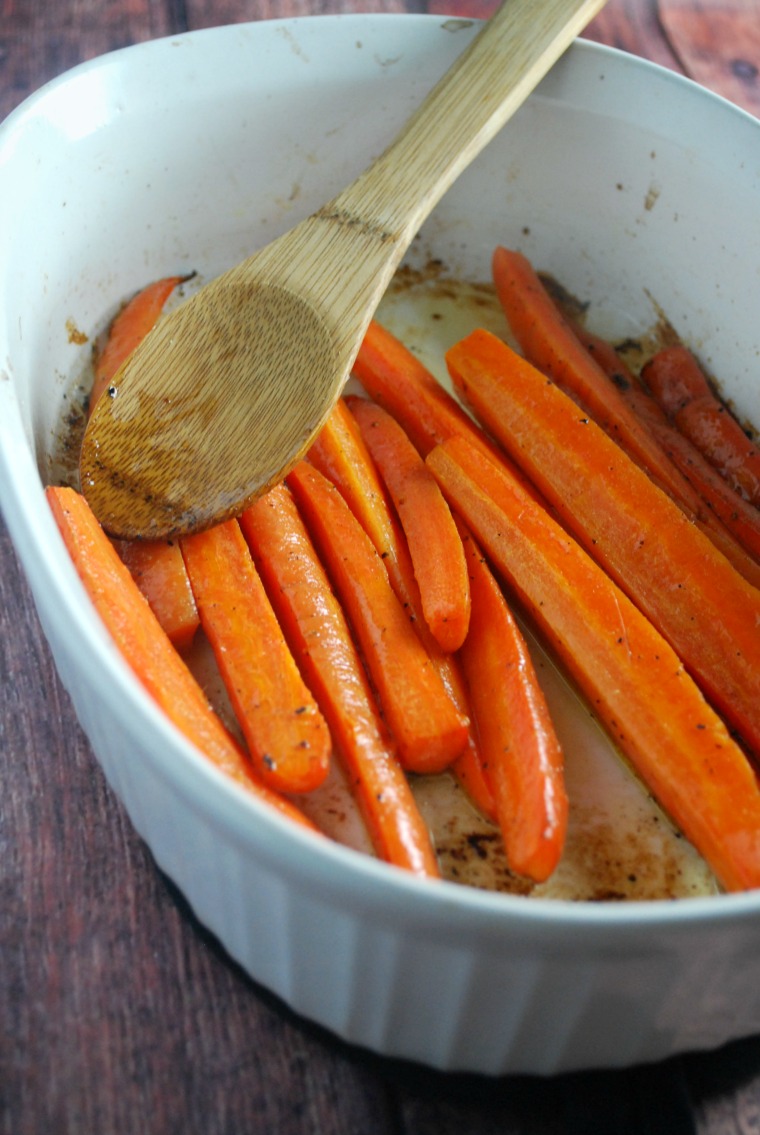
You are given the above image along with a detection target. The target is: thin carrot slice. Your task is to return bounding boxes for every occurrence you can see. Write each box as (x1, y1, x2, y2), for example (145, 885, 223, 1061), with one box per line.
(308, 400, 495, 817)
(239, 484, 440, 878)
(90, 274, 190, 413)
(112, 537, 200, 651)
(46, 486, 318, 832)
(643, 344, 760, 506)
(457, 520, 567, 882)
(491, 246, 705, 508)
(348, 396, 471, 652)
(447, 328, 760, 755)
(427, 437, 760, 894)
(287, 461, 469, 775)
(180, 519, 331, 795)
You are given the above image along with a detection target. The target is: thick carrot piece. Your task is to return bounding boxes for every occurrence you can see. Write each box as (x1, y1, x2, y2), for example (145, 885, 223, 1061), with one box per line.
(240, 484, 440, 879)
(447, 329, 760, 755)
(348, 397, 471, 653)
(287, 462, 469, 775)
(308, 400, 495, 818)
(90, 274, 189, 413)
(427, 438, 760, 893)
(643, 344, 760, 507)
(457, 522, 568, 882)
(46, 486, 318, 833)
(181, 519, 331, 795)
(112, 537, 200, 651)
(491, 246, 703, 508)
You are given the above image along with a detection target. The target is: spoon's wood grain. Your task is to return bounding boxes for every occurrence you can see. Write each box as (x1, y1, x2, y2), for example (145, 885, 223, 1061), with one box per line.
(80, 0, 607, 538)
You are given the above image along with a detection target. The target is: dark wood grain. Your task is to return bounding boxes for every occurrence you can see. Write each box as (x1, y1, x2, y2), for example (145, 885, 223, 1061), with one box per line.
(2, 2, 760, 1133)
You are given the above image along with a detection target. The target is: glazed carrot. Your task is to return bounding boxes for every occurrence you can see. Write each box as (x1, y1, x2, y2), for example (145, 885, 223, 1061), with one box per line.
(447, 328, 760, 755)
(46, 486, 318, 833)
(457, 520, 568, 882)
(287, 461, 469, 775)
(308, 398, 416, 608)
(491, 246, 704, 508)
(112, 537, 200, 651)
(239, 484, 440, 878)
(623, 384, 760, 564)
(180, 519, 331, 795)
(92, 272, 200, 649)
(308, 400, 495, 817)
(348, 396, 471, 653)
(565, 321, 760, 581)
(427, 437, 760, 893)
(643, 344, 760, 506)
(90, 274, 190, 413)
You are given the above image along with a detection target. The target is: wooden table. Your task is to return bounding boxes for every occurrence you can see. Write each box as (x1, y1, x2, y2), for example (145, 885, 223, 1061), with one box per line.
(2, 2, 760, 1131)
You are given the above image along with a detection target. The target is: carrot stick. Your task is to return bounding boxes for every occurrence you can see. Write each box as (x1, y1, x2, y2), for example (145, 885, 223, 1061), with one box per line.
(308, 398, 416, 609)
(90, 274, 190, 413)
(491, 246, 706, 508)
(426, 437, 760, 893)
(457, 520, 568, 882)
(642, 344, 760, 507)
(180, 519, 331, 795)
(286, 461, 469, 775)
(308, 400, 496, 817)
(446, 328, 760, 756)
(564, 321, 760, 581)
(112, 537, 200, 651)
(46, 486, 318, 832)
(92, 272, 200, 649)
(348, 396, 471, 653)
(239, 484, 440, 878)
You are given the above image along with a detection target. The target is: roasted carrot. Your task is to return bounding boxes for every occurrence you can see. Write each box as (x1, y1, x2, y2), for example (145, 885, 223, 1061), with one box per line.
(46, 486, 318, 833)
(446, 328, 760, 755)
(491, 246, 705, 508)
(348, 396, 471, 653)
(90, 274, 190, 413)
(180, 519, 331, 795)
(239, 483, 440, 878)
(92, 272, 200, 649)
(287, 461, 469, 775)
(427, 436, 760, 893)
(643, 344, 760, 507)
(457, 520, 568, 882)
(308, 400, 495, 818)
(112, 537, 199, 651)
(564, 320, 760, 580)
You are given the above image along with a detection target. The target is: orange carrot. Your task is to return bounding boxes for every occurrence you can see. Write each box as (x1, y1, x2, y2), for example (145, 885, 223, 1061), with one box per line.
(447, 328, 760, 756)
(308, 398, 416, 609)
(643, 344, 760, 507)
(457, 520, 568, 882)
(491, 246, 706, 508)
(625, 385, 760, 567)
(180, 519, 331, 795)
(239, 483, 440, 878)
(348, 396, 471, 653)
(287, 461, 469, 775)
(564, 320, 760, 581)
(308, 400, 496, 818)
(427, 437, 760, 893)
(90, 274, 190, 413)
(92, 272, 200, 649)
(112, 537, 199, 651)
(46, 486, 318, 833)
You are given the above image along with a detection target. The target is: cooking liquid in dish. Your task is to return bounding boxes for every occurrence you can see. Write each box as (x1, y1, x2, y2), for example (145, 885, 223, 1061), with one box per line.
(53, 266, 719, 902)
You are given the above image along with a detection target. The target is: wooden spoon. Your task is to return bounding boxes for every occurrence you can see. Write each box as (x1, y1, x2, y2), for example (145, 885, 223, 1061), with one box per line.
(80, 0, 606, 538)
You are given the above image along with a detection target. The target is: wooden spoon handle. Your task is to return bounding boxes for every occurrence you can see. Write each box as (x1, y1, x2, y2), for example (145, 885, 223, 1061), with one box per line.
(333, 0, 608, 241)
